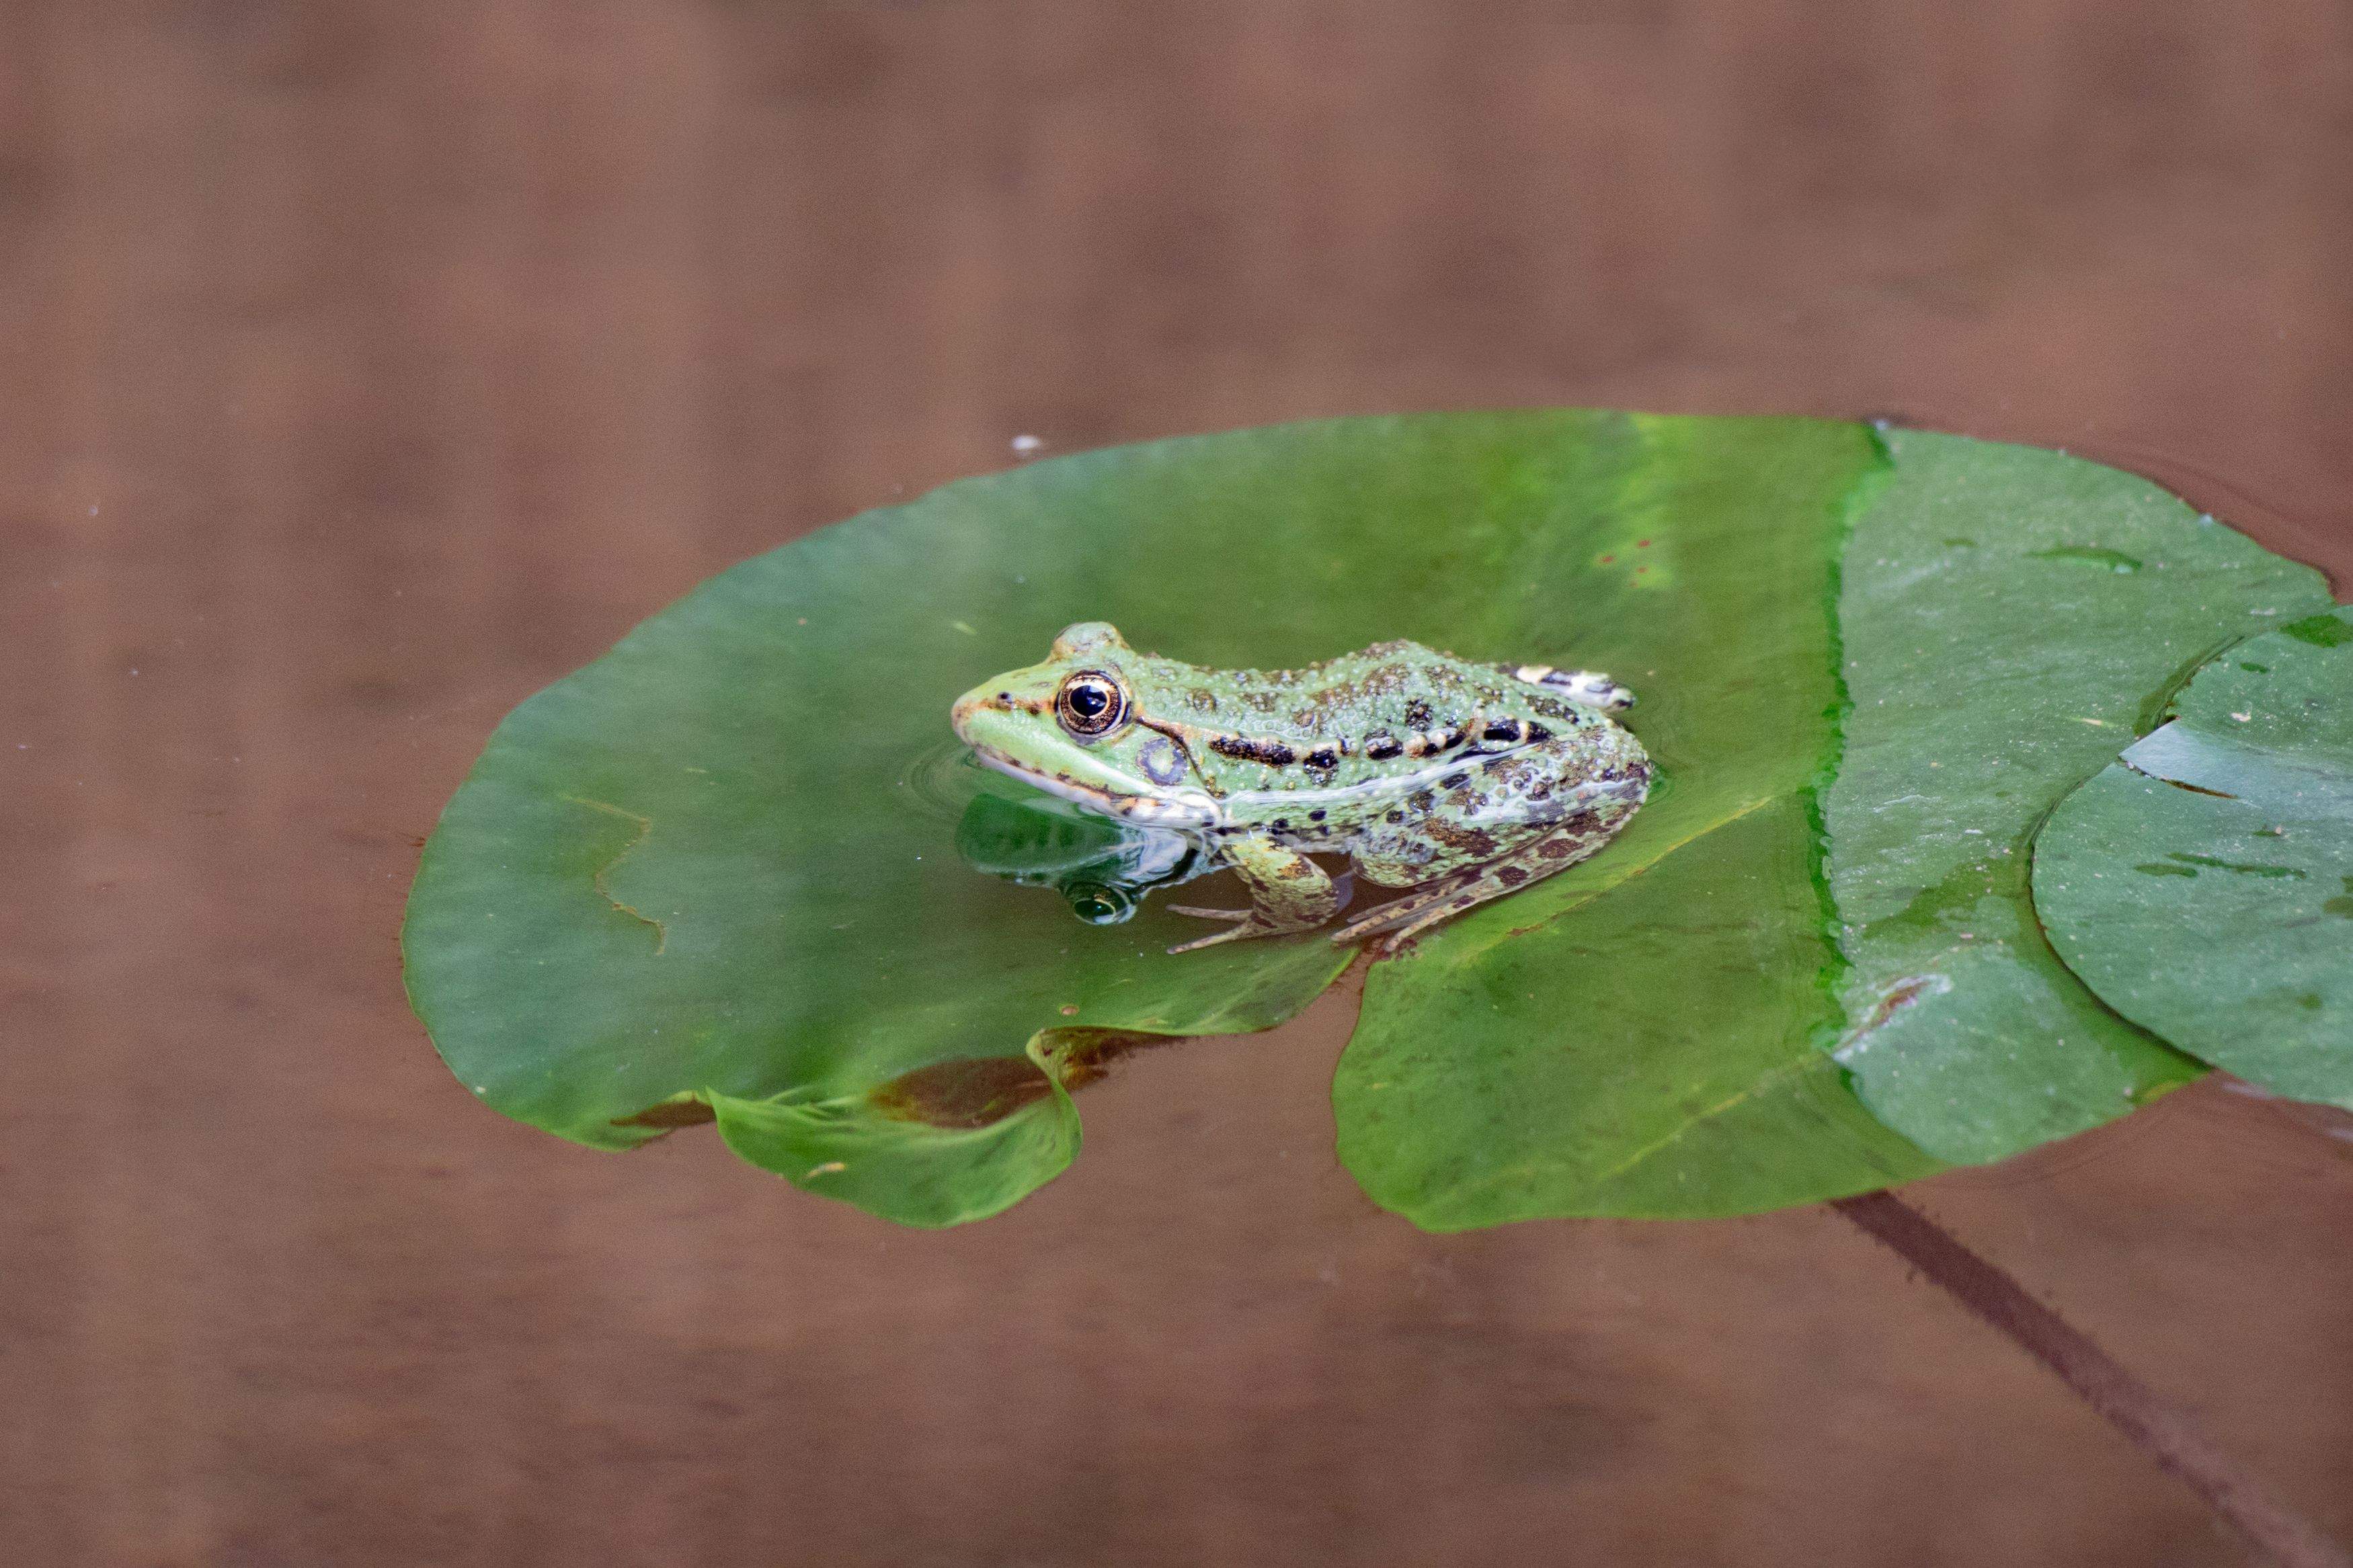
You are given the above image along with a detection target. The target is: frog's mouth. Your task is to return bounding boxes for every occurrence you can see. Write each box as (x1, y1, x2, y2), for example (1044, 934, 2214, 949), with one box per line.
(965, 743, 1221, 831)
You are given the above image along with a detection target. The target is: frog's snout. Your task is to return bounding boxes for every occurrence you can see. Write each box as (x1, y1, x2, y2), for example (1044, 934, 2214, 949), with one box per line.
(950, 683, 1043, 747)
(949, 688, 1003, 745)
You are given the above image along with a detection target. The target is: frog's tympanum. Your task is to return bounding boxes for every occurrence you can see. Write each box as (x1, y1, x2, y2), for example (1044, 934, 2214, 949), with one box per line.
(949, 622, 1650, 953)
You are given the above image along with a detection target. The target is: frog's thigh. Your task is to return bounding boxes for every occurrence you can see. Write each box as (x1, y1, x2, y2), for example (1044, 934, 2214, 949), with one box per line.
(1352, 739, 1585, 886)
(1332, 802, 1636, 950)
(1351, 823, 1494, 888)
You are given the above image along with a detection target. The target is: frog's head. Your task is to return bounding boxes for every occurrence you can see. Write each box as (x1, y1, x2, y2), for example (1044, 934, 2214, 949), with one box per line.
(951, 622, 1216, 827)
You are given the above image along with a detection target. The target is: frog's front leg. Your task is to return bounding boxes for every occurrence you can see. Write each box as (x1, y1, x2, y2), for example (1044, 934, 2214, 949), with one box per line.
(1165, 833, 1340, 952)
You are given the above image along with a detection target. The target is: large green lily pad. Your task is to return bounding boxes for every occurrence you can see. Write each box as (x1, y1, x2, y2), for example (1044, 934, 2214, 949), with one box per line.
(2033, 607, 2353, 1109)
(411, 411, 1909, 1225)
(1822, 430, 2331, 1162)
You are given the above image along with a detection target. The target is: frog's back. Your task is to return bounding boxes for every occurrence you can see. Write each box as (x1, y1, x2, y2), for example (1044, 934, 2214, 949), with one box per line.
(1138, 639, 1622, 794)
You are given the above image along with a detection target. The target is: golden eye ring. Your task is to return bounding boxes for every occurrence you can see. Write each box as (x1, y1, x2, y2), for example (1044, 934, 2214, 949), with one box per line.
(1055, 670, 1129, 738)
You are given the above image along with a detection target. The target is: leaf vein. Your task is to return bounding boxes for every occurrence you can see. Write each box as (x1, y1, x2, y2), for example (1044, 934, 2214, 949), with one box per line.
(560, 794, 669, 955)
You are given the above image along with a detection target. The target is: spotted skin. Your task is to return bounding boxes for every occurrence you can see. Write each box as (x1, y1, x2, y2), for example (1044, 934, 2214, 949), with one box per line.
(950, 622, 1649, 953)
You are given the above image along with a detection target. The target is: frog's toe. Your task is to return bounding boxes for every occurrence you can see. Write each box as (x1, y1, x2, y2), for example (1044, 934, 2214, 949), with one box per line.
(1330, 880, 1469, 944)
(1166, 926, 1254, 954)
(1164, 903, 1333, 952)
(1164, 904, 1259, 953)
(1360, 928, 1428, 961)
(1359, 899, 1480, 954)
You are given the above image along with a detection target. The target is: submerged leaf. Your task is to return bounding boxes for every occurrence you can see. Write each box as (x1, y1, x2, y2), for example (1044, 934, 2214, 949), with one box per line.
(2034, 608, 2353, 1110)
(1823, 431, 2332, 1161)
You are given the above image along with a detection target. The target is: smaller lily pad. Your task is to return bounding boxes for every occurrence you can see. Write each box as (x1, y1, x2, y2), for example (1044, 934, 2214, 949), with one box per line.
(2034, 606, 2353, 1110)
(1825, 429, 2329, 1161)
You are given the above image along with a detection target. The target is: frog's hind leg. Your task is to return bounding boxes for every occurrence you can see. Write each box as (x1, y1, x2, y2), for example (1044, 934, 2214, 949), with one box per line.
(1166, 834, 1342, 953)
(1331, 810, 1628, 956)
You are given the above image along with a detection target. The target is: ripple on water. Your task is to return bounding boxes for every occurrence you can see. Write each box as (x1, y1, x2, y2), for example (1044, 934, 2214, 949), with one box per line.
(898, 735, 1025, 825)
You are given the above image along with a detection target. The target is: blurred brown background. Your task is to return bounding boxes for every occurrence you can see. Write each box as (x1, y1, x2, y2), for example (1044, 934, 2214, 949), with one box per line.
(3, 3, 2351, 1565)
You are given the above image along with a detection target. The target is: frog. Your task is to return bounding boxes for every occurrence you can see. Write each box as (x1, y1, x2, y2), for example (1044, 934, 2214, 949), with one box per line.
(949, 622, 1651, 954)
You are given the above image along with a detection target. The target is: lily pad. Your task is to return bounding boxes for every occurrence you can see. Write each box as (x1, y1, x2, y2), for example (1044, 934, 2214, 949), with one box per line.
(2033, 607, 2353, 1110)
(1822, 431, 2333, 1162)
(411, 411, 1889, 1225)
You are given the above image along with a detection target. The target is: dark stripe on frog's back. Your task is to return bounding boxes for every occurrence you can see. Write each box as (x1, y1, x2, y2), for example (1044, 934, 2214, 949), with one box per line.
(1207, 733, 1297, 768)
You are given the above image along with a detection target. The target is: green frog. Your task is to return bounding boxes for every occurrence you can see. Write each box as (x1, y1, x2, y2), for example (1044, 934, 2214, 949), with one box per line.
(949, 622, 1650, 953)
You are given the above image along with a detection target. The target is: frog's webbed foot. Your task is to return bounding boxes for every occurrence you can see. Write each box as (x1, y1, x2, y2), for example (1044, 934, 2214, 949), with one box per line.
(1328, 871, 1490, 957)
(1332, 810, 1632, 956)
(1164, 897, 1335, 953)
(1164, 909, 1290, 954)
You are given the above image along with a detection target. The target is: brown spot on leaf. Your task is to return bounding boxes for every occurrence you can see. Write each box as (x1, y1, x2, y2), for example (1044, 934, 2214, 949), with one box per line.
(866, 1030, 1188, 1130)
(1858, 977, 1936, 1034)
(1043, 1028, 1179, 1089)
(610, 1099, 717, 1130)
(871, 1057, 1055, 1129)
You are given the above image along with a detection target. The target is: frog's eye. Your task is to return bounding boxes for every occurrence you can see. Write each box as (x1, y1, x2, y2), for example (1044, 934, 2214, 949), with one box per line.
(1055, 670, 1130, 738)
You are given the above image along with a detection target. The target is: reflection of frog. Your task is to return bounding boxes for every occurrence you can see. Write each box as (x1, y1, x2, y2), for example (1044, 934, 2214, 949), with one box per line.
(950, 622, 1649, 952)
(953, 790, 1207, 925)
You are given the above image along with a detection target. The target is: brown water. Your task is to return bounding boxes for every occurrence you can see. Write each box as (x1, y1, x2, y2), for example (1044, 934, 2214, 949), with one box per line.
(5, 5, 2352, 1564)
